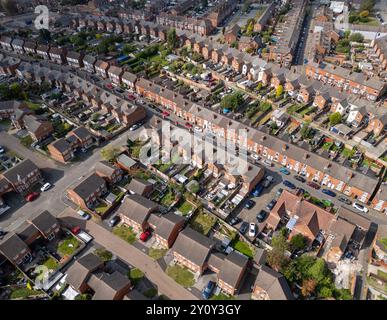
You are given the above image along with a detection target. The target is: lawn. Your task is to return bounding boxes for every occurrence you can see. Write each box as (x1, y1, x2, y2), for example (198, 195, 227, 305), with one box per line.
(26, 101, 42, 111)
(57, 236, 80, 257)
(160, 190, 176, 206)
(218, 224, 238, 241)
(377, 270, 387, 282)
(10, 287, 44, 299)
(43, 257, 59, 271)
(155, 162, 172, 173)
(190, 211, 217, 236)
(128, 268, 144, 286)
(233, 240, 255, 258)
(94, 201, 110, 215)
(210, 293, 235, 300)
(166, 265, 195, 287)
(148, 248, 167, 260)
(341, 148, 355, 158)
(113, 225, 137, 244)
(20, 135, 33, 147)
(177, 200, 194, 216)
(94, 248, 113, 261)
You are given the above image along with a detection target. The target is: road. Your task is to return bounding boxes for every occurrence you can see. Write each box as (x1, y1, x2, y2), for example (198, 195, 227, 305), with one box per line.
(60, 209, 198, 300)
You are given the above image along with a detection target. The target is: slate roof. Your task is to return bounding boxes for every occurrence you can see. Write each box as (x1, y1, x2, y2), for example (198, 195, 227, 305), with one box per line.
(72, 173, 106, 200)
(2, 159, 39, 185)
(118, 194, 158, 225)
(254, 266, 294, 300)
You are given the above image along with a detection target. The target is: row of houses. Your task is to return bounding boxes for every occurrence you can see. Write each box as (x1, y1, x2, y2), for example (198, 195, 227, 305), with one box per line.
(133, 77, 386, 212)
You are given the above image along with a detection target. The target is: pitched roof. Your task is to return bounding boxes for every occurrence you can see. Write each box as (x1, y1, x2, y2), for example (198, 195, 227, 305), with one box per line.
(126, 177, 153, 195)
(254, 266, 294, 300)
(2, 159, 39, 185)
(95, 161, 118, 177)
(0, 233, 29, 263)
(87, 271, 130, 300)
(15, 221, 39, 242)
(118, 194, 158, 225)
(71, 173, 106, 200)
(29, 210, 58, 235)
(49, 138, 71, 153)
(218, 251, 248, 288)
(172, 227, 213, 267)
(71, 126, 92, 140)
(147, 212, 184, 241)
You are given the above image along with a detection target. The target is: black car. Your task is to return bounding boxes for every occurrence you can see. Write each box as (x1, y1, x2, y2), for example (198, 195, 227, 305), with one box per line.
(244, 199, 256, 209)
(294, 175, 306, 183)
(338, 196, 352, 205)
(239, 222, 249, 234)
(229, 217, 241, 226)
(108, 216, 120, 227)
(256, 210, 268, 223)
(265, 199, 277, 211)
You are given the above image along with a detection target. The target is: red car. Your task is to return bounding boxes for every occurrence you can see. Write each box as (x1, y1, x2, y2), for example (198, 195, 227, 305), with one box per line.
(162, 111, 170, 117)
(185, 122, 193, 129)
(25, 192, 40, 202)
(140, 230, 151, 242)
(106, 83, 113, 89)
(71, 226, 81, 235)
(307, 181, 321, 190)
(127, 94, 136, 100)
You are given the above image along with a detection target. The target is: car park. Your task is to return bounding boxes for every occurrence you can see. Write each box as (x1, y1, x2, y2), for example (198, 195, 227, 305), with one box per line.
(77, 209, 91, 220)
(279, 167, 290, 175)
(283, 180, 296, 189)
(239, 221, 249, 234)
(338, 196, 352, 205)
(352, 202, 368, 213)
(202, 281, 216, 299)
(307, 181, 321, 190)
(265, 199, 277, 211)
(294, 175, 306, 183)
(244, 199, 255, 209)
(40, 182, 52, 192)
(256, 210, 268, 223)
(322, 189, 336, 197)
(248, 223, 256, 237)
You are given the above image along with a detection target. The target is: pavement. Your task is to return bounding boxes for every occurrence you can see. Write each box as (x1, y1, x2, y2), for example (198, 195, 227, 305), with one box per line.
(59, 209, 198, 300)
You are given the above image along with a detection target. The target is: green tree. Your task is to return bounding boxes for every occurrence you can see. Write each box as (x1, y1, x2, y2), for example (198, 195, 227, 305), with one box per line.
(100, 147, 120, 162)
(343, 30, 351, 39)
(75, 293, 91, 300)
(329, 112, 342, 126)
(94, 248, 113, 262)
(318, 286, 333, 298)
(349, 32, 364, 43)
(276, 85, 284, 98)
(307, 258, 331, 284)
(334, 288, 353, 300)
(167, 28, 178, 50)
(220, 92, 244, 111)
(267, 233, 289, 271)
(289, 234, 307, 251)
(359, 10, 369, 18)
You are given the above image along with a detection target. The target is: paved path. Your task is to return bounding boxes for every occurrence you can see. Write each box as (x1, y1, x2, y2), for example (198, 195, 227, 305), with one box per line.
(84, 220, 198, 300)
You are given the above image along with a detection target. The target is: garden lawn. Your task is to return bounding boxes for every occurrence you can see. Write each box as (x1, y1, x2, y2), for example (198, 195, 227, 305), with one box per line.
(190, 211, 216, 235)
(210, 293, 235, 300)
(233, 240, 255, 258)
(113, 225, 137, 244)
(10, 287, 44, 299)
(148, 248, 167, 260)
(94, 202, 109, 215)
(166, 265, 195, 287)
(57, 236, 80, 257)
(20, 135, 33, 147)
(177, 200, 194, 216)
(43, 257, 59, 270)
(160, 190, 176, 206)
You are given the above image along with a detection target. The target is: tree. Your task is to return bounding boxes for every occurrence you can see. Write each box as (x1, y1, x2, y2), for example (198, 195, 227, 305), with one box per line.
(276, 85, 284, 98)
(39, 29, 51, 43)
(167, 28, 178, 50)
(94, 249, 113, 262)
(349, 32, 364, 43)
(75, 293, 91, 300)
(329, 112, 342, 126)
(334, 288, 352, 300)
(100, 147, 120, 162)
(301, 279, 317, 298)
(289, 234, 307, 251)
(343, 30, 351, 39)
(307, 258, 332, 284)
(220, 92, 244, 111)
(359, 10, 369, 18)
(242, 1, 250, 13)
(318, 286, 333, 299)
(267, 233, 289, 271)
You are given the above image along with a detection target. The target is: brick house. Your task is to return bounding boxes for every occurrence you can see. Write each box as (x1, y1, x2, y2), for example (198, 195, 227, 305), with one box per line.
(125, 177, 153, 197)
(366, 114, 387, 137)
(47, 138, 74, 163)
(11, 38, 25, 54)
(122, 71, 138, 89)
(224, 25, 240, 44)
(373, 34, 387, 71)
(0, 36, 13, 51)
(0, 100, 29, 120)
(107, 65, 124, 86)
(49, 47, 68, 64)
(19, 114, 54, 142)
(83, 55, 97, 73)
(23, 41, 37, 55)
(95, 161, 123, 184)
(67, 173, 108, 209)
(0, 233, 32, 266)
(68, 126, 95, 150)
(28, 210, 61, 241)
(118, 194, 159, 233)
(66, 51, 85, 68)
(172, 227, 214, 275)
(95, 60, 110, 79)
(205, 0, 237, 28)
(36, 44, 50, 60)
(147, 212, 185, 248)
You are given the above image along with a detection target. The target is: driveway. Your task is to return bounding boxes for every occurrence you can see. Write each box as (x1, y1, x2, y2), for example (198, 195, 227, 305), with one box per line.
(59, 210, 198, 300)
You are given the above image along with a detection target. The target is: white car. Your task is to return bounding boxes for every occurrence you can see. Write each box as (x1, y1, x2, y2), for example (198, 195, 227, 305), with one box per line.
(194, 126, 203, 133)
(251, 153, 260, 161)
(352, 202, 369, 213)
(40, 182, 52, 192)
(77, 209, 91, 220)
(248, 223, 256, 237)
(262, 159, 273, 167)
(0, 146, 5, 154)
(263, 176, 274, 188)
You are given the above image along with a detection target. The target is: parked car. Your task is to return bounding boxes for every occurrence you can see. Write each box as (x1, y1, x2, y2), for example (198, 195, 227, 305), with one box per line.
(352, 202, 368, 213)
(0, 146, 5, 154)
(263, 176, 274, 188)
(248, 223, 256, 237)
(229, 217, 241, 226)
(239, 222, 249, 234)
(140, 230, 151, 242)
(71, 226, 81, 235)
(262, 159, 272, 167)
(77, 209, 91, 220)
(202, 280, 216, 299)
(251, 153, 260, 161)
(162, 111, 170, 117)
(283, 180, 296, 189)
(279, 167, 290, 175)
(40, 182, 52, 192)
(265, 199, 277, 211)
(338, 196, 351, 205)
(244, 199, 255, 209)
(25, 192, 39, 202)
(322, 189, 336, 197)
(108, 215, 120, 227)
(252, 184, 264, 197)
(297, 188, 306, 196)
(256, 210, 267, 223)
(307, 181, 321, 190)
(294, 175, 306, 183)
(276, 188, 284, 198)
